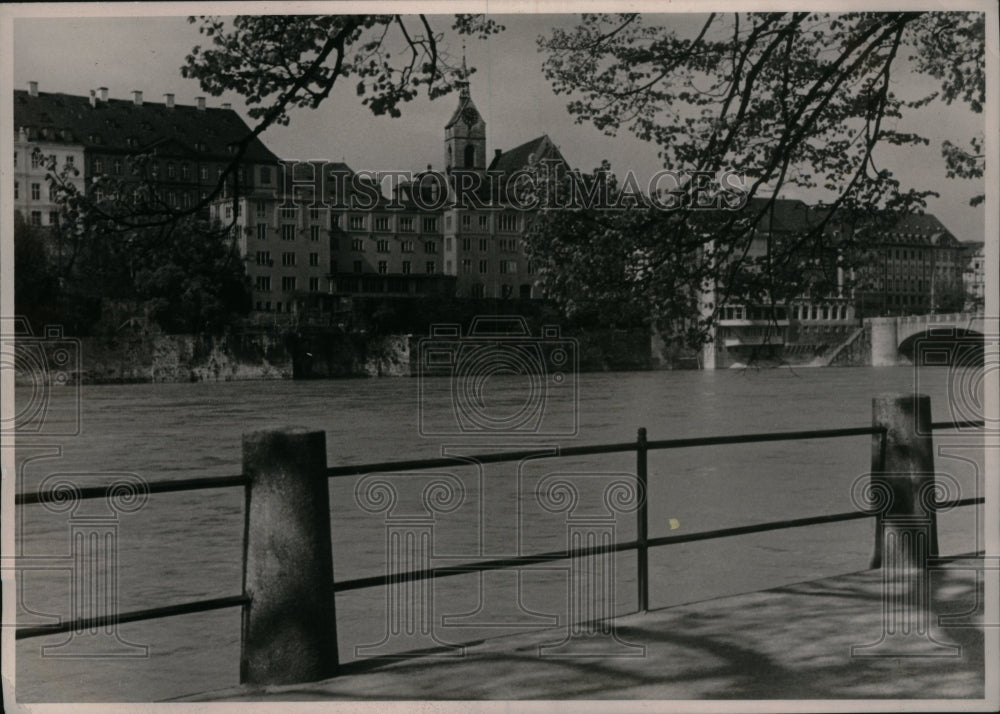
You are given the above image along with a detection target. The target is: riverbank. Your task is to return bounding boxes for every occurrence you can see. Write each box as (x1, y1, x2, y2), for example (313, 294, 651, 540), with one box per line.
(172, 564, 987, 702)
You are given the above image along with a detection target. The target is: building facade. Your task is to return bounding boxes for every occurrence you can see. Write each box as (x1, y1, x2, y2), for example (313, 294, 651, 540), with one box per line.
(14, 81, 280, 216)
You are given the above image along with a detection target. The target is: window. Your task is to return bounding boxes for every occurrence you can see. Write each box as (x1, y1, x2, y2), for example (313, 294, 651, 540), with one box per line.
(527, 261, 535, 275)
(478, 215, 489, 229)
(181, 163, 190, 180)
(49, 185, 58, 201)
(422, 217, 437, 232)
(282, 252, 296, 267)
(167, 163, 176, 179)
(49, 211, 59, 226)
(498, 214, 517, 232)
(462, 259, 471, 274)
(281, 276, 296, 292)
(151, 163, 159, 178)
(256, 251, 271, 266)
(31, 153, 40, 169)
(281, 224, 296, 241)
(378, 261, 388, 275)
(310, 208, 321, 222)
(309, 252, 319, 267)
(353, 260, 363, 274)
(424, 241, 437, 254)
(280, 207, 297, 220)
(330, 214, 340, 229)
(471, 284, 485, 298)
(479, 238, 488, 252)
(310, 225, 321, 242)
(377, 239, 390, 253)
(402, 261, 411, 275)
(479, 260, 488, 274)
(445, 237, 453, 251)
(349, 215, 365, 230)
(462, 214, 472, 229)
(446, 215, 452, 229)
(200, 166, 208, 180)
(309, 277, 320, 292)
(399, 217, 413, 232)
(169, 192, 178, 207)
(446, 260, 453, 273)
(351, 238, 364, 251)
(256, 224, 267, 240)
(375, 216, 390, 231)
(461, 237, 471, 251)
(260, 166, 272, 185)
(426, 262, 435, 275)
(13, 182, 18, 200)
(255, 201, 267, 218)
(401, 240, 414, 253)
(255, 276, 271, 291)
(500, 260, 509, 275)
(225, 205, 233, 219)
(31, 183, 40, 201)
(30, 211, 42, 226)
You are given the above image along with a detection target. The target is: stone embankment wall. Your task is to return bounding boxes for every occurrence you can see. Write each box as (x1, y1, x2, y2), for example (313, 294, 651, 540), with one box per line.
(27, 332, 294, 385)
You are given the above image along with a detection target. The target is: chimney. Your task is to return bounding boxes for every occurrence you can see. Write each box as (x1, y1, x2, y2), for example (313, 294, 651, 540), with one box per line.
(196, 96, 206, 111)
(495, 149, 502, 158)
(89, 89, 97, 108)
(221, 102, 231, 110)
(28, 81, 38, 97)
(164, 93, 174, 109)
(132, 90, 143, 106)
(99, 87, 108, 102)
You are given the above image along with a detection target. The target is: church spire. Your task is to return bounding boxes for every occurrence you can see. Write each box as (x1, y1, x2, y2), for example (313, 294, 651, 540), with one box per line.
(458, 43, 470, 98)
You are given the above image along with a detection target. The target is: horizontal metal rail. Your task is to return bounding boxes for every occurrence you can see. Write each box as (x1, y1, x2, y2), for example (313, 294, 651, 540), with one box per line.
(15, 473, 248, 507)
(326, 425, 886, 479)
(334, 493, 987, 593)
(16, 594, 249, 640)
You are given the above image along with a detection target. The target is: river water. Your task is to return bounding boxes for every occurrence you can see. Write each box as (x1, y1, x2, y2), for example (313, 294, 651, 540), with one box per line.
(13, 366, 986, 701)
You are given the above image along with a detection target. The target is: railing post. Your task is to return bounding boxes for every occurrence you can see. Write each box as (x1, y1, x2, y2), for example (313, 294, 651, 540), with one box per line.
(853, 394, 959, 657)
(868, 393, 938, 570)
(636, 427, 649, 614)
(240, 428, 339, 685)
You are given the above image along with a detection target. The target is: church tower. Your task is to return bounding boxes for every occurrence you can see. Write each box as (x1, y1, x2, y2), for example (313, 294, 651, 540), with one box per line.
(444, 52, 486, 175)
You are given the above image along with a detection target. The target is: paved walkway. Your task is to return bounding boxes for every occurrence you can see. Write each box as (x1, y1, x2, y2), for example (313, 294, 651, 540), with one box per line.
(175, 565, 989, 702)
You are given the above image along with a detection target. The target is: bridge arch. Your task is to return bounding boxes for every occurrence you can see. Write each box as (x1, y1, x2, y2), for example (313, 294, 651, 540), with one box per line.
(897, 327, 984, 366)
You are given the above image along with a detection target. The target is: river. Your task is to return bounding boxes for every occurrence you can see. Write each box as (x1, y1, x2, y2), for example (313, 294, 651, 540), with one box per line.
(13, 365, 986, 701)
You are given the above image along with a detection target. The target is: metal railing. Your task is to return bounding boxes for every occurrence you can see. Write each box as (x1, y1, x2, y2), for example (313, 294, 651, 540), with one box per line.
(14, 413, 987, 670)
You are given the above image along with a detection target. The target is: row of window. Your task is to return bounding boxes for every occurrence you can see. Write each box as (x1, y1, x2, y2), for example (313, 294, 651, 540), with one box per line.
(251, 224, 325, 242)
(13, 152, 76, 170)
(254, 276, 324, 292)
(329, 261, 438, 276)
(255, 251, 322, 268)
(344, 215, 440, 233)
(24, 210, 60, 227)
(449, 214, 519, 232)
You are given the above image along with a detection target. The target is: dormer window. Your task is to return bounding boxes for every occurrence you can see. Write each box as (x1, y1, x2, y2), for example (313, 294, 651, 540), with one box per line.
(126, 137, 138, 148)
(194, 142, 207, 152)
(89, 133, 101, 145)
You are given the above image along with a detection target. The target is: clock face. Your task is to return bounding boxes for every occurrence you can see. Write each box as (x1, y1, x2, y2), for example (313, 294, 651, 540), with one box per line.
(462, 106, 480, 126)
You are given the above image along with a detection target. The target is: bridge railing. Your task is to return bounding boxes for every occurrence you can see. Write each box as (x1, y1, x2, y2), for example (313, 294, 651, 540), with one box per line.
(14, 393, 986, 686)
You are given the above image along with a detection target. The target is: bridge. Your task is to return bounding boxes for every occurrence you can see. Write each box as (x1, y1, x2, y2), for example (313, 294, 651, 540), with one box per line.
(865, 312, 986, 366)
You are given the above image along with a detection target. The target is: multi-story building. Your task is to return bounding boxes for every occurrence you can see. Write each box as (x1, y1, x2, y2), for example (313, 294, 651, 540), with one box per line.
(14, 81, 280, 216)
(852, 213, 968, 317)
(962, 241, 985, 311)
(12, 83, 86, 228)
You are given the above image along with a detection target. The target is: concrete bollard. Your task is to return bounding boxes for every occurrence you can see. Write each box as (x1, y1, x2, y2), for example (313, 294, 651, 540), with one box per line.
(869, 394, 938, 569)
(240, 428, 339, 685)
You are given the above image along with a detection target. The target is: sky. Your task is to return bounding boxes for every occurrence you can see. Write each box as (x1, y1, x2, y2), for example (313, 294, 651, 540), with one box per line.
(11, 11, 987, 243)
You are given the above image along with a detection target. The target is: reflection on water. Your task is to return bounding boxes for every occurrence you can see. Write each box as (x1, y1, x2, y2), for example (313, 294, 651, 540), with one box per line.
(14, 366, 985, 701)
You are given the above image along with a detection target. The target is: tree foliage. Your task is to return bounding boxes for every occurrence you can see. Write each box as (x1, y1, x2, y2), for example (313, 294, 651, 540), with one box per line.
(532, 11, 985, 340)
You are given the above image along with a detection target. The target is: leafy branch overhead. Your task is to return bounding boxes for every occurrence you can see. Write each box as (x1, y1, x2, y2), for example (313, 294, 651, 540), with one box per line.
(528, 11, 985, 338)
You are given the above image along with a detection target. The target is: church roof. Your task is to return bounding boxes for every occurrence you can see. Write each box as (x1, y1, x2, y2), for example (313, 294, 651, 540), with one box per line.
(488, 134, 566, 176)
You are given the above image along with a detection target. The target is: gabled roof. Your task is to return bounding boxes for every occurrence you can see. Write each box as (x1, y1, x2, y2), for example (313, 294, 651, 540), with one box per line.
(861, 212, 959, 246)
(13, 89, 279, 164)
(487, 134, 566, 176)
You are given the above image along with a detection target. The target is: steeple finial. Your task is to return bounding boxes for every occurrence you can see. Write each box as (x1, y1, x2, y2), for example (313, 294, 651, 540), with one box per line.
(458, 43, 470, 98)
